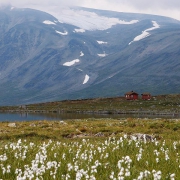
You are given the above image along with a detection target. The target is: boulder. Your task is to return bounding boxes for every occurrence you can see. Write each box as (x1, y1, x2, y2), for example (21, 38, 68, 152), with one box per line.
(8, 123, 16, 128)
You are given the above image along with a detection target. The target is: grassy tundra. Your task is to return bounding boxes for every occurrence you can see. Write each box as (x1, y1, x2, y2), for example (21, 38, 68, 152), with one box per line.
(0, 94, 180, 179)
(0, 118, 180, 179)
(0, 94, 180, 115)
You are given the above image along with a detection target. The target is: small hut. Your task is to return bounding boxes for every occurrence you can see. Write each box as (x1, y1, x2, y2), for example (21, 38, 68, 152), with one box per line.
(141, 93, 151, 100)
(125, 91, 139, 100)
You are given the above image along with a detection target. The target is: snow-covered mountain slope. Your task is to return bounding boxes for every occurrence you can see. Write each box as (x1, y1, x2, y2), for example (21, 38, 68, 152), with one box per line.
(31, 5, 139, 31)
(129, 21, 160, 44)
(0, 5, 180, 105)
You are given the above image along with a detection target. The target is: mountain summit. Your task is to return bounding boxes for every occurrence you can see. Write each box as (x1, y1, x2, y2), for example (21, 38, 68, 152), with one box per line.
(0, 6, 180, 105)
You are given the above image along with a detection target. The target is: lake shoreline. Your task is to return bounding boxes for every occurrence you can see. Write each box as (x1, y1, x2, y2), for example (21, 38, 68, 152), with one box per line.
(1, 109, 180, 117)
(0, 94, 180, 119)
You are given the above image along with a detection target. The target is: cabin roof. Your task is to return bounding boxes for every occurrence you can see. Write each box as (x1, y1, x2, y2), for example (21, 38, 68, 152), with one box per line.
(125, 91, 138, 95)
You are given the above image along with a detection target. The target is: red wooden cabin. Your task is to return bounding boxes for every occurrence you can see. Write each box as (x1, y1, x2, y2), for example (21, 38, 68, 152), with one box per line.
(125, 91, 139, 100)
(141, 93, 151, 100)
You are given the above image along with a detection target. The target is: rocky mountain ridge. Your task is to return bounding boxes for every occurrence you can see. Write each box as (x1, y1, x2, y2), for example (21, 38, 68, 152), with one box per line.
(0, 5, 180, 105)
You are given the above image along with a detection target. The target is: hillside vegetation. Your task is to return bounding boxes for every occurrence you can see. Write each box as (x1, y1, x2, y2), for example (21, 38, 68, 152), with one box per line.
(1, 94, 180, 115)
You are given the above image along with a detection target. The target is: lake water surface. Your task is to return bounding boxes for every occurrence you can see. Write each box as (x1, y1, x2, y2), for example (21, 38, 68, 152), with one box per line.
(0, 112, 179, 122)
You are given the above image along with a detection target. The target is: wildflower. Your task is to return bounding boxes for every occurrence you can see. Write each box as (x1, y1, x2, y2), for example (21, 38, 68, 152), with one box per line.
(125, 156, 132, 164)
(4, 145, 8, 150)
(7, 165, 11, 173)
(118, 169, 124, 176)
(152, 170, 161, 180)
(74, 165, 79, 171)
(144, 170, 151, 177)
(123, 134, 127, 139)
(89, 175, 96, 180)
(136, 154, 142, 161)
(173, 142, 177, 150)
(62, 153, 66, 160)
(2, 167, 6, 174)
(165, 153, 170, 161)
(125, 169, 130, 176)
(65, 174, 70, 180)
(97, 147, 102, 153)
(154, 149, 160, 156)
(104, 153, 109, 158)
(0, 154, 8, 161)
(156, 158, 159, 163)
(67, 163, 73, 171)
(154, 141, 159, 146)
(137, 172, 144, 180)
(118, 177, 124, 180)
(110, 172, 114, 179)
(170, 173, 175, 180)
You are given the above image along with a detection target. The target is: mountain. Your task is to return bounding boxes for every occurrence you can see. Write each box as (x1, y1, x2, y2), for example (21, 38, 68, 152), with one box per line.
(0, 5, 180, 105)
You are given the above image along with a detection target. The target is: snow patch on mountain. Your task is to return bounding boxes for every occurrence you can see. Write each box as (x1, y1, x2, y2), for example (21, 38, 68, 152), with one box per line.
(55, 30, 68, 35)
(97, 41, 108, 44)
(129, 21, 160, 44)
(83, 74, 90, 84)
(77, 68, 83, 72)
(74, 29, 86, 33)
(45, 7, 139, 31)
(80, 51, 84, 57)
(63, 59, 80, 66)
(98, 52, 107, 57)
(43, 20, 56, 25)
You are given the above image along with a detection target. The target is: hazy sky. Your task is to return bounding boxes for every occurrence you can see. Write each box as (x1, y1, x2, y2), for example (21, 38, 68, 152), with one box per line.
(0, 0, 180, 21)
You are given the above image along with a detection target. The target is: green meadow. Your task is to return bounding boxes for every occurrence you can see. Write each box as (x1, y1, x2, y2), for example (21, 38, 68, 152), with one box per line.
(0, 118, 180, 179)
(0, 94, 180, 179)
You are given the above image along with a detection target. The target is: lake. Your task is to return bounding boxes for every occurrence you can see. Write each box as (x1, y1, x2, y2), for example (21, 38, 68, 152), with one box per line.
(0, 112, 179, 122)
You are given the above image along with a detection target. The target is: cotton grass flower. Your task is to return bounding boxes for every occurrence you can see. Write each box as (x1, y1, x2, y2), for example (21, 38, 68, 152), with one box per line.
(0, 136, 179, 179)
